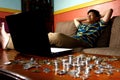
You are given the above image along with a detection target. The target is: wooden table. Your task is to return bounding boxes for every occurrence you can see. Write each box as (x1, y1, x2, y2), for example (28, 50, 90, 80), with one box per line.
(0, 50, 120, 80)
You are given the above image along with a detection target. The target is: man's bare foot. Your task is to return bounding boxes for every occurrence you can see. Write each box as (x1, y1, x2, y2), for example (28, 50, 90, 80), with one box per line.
(0, 22, 10, 49)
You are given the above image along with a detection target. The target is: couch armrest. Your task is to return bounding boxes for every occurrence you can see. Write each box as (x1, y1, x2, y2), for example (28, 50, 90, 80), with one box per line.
(55, 21, 77, 36)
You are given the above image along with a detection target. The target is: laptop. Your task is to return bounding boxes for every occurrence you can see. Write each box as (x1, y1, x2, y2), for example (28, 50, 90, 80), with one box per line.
(5, 11, 73, 57)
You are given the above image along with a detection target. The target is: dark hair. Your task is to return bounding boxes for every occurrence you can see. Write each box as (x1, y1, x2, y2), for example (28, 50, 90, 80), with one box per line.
(87, 9, 101, 18)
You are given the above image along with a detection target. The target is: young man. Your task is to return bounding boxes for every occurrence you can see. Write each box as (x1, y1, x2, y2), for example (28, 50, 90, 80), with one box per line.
(0, 8, 113, 49)
(48, 8, 113, 48)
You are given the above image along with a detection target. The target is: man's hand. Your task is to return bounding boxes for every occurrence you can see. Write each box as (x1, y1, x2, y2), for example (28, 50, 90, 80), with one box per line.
(74, 17, 87, 28)
(100, 9, 113, 23)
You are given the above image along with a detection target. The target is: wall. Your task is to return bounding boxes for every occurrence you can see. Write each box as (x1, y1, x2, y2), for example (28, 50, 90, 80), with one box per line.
(0, 12, 13, 18)
(54, 0, 120, 30)
(0, 0, 21, 32)
(54, 0, 92, 12)
(0, 0, 21, 18)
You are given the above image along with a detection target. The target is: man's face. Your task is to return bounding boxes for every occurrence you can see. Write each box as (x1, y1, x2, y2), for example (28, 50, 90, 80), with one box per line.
(87, 12, 99, 23)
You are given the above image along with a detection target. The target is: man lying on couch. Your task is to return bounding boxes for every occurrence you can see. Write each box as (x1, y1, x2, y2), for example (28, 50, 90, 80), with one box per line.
(0, 8, 113, 49)
(48, 8, 113, 48)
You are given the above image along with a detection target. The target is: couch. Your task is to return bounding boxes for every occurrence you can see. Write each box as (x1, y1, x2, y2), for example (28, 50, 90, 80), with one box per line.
(55, 16, 120, 56)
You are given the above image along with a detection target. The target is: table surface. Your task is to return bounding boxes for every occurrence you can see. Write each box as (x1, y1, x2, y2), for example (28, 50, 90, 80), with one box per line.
(0, 50, 120, 80)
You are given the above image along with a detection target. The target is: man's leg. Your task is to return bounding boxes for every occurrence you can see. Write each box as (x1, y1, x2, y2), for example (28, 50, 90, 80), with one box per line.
(0, 22, 14, 49)
(48, 32, 89, 48)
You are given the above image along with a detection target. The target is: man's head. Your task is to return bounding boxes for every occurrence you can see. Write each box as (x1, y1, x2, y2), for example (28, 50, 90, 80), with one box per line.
(87, 9, 101, 23)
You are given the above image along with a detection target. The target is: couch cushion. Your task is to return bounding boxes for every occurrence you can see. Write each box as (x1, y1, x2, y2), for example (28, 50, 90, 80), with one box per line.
(95, 20, 112, 47)
(55, 21, 77, 36)
(109, 16, 120, 48)
(83, 47, 120, 56)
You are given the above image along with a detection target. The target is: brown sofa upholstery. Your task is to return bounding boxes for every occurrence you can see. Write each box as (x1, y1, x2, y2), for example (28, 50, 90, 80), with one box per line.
(55, 16, 120, 56)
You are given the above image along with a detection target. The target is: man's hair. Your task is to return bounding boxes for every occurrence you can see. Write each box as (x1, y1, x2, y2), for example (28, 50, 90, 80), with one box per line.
(87, 9, 101, 18)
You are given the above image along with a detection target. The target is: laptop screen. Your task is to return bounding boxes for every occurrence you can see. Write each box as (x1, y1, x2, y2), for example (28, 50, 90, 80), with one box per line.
(5, 11, 52, 56)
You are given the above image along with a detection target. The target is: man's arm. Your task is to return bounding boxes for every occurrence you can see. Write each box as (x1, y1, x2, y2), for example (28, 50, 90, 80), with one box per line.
(100, 8, 113, 23)
(74, 17, 87, 28)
